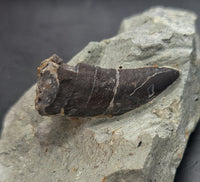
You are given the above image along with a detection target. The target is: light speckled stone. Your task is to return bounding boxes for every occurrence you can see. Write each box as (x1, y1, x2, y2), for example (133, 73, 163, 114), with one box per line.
(0, 6, 200, 182)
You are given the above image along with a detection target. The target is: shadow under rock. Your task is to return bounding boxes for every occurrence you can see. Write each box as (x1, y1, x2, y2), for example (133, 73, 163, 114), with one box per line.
(175, 119, 200, 182)
(34, 115, 86, 147)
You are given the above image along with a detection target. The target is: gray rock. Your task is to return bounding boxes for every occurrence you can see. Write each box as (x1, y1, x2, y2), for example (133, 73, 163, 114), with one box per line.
(0, 6, 200, 182)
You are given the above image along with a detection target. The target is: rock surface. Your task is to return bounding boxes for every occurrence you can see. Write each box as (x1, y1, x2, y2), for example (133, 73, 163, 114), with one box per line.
(0, 6, 200, 182)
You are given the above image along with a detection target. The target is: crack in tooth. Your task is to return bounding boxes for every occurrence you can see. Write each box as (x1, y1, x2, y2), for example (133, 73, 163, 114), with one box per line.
(86, 66, 98, 104)
(104, 69, 120, 114)
(130, 70, 172, 96)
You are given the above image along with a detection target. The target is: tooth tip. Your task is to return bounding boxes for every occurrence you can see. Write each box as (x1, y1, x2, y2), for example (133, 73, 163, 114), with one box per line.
(163, 67, 180, 79)
(171, 68, 180, 79)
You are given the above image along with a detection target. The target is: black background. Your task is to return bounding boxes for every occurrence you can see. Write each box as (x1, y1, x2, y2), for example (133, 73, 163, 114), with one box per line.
(1, 0, 200, 181)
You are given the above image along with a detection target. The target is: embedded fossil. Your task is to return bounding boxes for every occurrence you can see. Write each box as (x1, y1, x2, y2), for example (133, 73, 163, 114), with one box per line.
(35, 54, 179, 116)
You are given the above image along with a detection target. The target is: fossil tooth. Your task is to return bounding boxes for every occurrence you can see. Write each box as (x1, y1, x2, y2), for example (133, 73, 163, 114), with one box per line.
(35, 54, 179, 116)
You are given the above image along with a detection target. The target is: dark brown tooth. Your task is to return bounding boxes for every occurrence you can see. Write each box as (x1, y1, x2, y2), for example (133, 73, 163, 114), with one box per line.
(35, 55, 179, 117)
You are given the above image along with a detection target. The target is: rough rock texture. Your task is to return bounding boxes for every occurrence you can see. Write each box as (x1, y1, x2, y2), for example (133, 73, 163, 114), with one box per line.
(0, 6, 200, 182)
